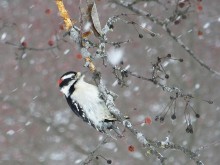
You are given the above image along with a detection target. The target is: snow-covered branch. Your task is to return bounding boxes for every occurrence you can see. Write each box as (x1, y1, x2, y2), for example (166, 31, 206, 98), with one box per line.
(94, 72, 203, 165)
(111, 0, 220, 79)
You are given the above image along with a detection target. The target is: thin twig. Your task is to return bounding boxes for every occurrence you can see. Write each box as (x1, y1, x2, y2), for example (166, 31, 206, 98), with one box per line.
(111, 0, 220, 79)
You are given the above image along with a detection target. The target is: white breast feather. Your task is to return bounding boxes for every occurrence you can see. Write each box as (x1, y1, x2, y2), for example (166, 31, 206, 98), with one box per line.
(71, 79, 112, 127)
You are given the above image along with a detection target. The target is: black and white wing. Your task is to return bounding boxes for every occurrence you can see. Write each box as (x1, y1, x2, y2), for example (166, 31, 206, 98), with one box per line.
(66, 97, 96, 129)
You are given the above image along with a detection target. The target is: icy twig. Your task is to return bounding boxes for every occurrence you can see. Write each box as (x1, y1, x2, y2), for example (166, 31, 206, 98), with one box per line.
(111, 0, 220, 79)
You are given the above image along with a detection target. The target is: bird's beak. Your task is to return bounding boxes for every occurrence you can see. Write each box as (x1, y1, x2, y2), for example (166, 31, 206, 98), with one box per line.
(76, 72, 81, 79)
(77, 71, 87, 79)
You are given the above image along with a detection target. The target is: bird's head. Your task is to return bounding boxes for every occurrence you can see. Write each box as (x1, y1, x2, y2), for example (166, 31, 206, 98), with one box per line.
(58, 71, 83, 97)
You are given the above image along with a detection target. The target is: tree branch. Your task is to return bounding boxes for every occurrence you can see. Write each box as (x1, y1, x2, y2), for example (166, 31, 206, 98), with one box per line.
(95, 73, 203, 165)
(111, 0, 220, 79)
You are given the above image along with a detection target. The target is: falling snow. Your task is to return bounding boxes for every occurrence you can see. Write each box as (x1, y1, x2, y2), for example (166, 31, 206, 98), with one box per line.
(0, 1, 219, 165)
(107, 47, 124, 65)
(49, 152, 66, 160)
(75, 159, 82, 164)
(1, 32, 7, 40)
(20, 36, 25, 43)
(112, 80, 118, 87)
(104, 142, 116, 150)
(25, 121, 32, 126)
(6, 130, 15, 136)
(54, 110, 71, 125)
(83, 22, 92, 31)
(203, 22, 210, 29)
(46, 126, 51, 132)
(195, 83, 200, 89)
(64, 49, 70, 55)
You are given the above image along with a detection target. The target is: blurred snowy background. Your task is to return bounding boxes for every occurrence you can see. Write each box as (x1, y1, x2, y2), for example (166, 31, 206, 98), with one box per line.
(0, 0, 220, 164)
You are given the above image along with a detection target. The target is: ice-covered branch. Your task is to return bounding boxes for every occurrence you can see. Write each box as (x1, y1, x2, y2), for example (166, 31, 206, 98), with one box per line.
(55, 1, 206, 164)
(94, 73, 204, 165)
(96, 76, 166, 164)
(111, 0, 220, 79)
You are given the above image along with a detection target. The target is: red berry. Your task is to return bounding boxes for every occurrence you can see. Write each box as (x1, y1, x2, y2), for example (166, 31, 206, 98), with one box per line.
(174, 20, 180, 25)
(197, 5, 203, 11)
(178, 2, 185, 8)
(59, 24, 64, 30)
(45, 8, 51, 15)
(76, 53, 82, 59)
(21, 41, 27, 47)
(145, 117, 152, 125)
(48, 40, 54, 46)
(128, 145, 135, 152)
(198, 30, 203, 36)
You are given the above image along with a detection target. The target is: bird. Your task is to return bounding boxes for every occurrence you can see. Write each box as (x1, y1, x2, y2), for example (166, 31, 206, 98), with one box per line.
(58, 71, 123, 137)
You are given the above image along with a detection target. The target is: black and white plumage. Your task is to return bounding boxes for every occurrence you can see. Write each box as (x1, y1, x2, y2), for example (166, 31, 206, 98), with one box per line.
(58, 71, 122, 135)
